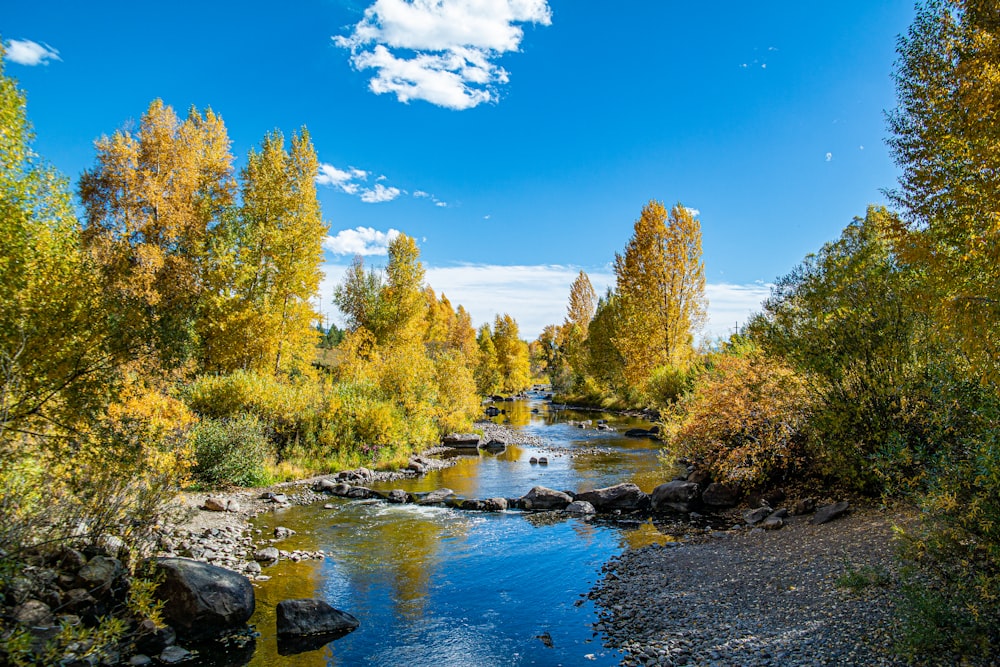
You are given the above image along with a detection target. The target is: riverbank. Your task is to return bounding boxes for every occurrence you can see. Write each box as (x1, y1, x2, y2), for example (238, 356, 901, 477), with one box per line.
(590, 504, 923, 667)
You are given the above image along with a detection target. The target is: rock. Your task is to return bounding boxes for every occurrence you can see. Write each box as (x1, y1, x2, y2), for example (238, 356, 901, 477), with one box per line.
(574, 483, 648, 512)
(76, 555, 123, 593)
(461, 499, 485, 511)
(345, 486, 373, 499)
(134, 620, 176, 655)
(792, 497, 817, 515)
(418, 488, 455, 505)
(255, 547, 280, 563)
(407, 461, 425, 474)
(226, 499, 242, 512)
(441, 433, 481, 448)
(761, 510, 786, 530)
(701, 482, 739, 508)
(331, 483, 352, 496)
(686, 469, 712, 487)
(742, 507, 772, 525)
(529, 457, 538, 464)
(650, 481, 701, 512)
(537, 456, 548, 465)
(520, 486, 572, 510)
(313, 478, 337, 493)
(565, 500, 597, 515)
(13, 599, 54, 627)
(623, 428, 653, 438)
(158, 645, 191, 664)
(267, 493, 288, 504)
(482, 498, 508, 512)
(387, 489, 409, 504)
(63, 588, 98, 612)
(273, 526, 296, 540)
(128, 655, 153, 666)
(276, 599, 359, 637)
(812, 501, 850, 525)
(202, 497, 227, 512)
(154, 557, 255, 641)
(480, 439, 507, 452)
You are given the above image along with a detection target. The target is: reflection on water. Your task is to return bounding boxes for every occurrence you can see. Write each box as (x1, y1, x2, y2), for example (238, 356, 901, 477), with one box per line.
(244, 393, 672, 666)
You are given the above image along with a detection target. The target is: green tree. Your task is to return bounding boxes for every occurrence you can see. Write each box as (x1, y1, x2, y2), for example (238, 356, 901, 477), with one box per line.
(886, 0, 1000, 378)
(475, 324, 502, 396)
(613, 201, 706, 388)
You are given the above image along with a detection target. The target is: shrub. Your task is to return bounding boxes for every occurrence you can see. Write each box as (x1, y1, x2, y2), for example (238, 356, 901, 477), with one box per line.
(665, 343, 814, 489)
(189, 414, 274, 487)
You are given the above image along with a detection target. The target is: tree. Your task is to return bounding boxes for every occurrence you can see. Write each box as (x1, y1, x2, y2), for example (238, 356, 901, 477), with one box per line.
(563, 270, 597, 384)
(492, 313, 531, 393)
(886, 0, 1000, 378)
(475, 324, 502, 396)
(204, 129, 325, 375)
(585, 289, 626, 391)
(79, 100, 236, 366)
(613, 201, 706, 386)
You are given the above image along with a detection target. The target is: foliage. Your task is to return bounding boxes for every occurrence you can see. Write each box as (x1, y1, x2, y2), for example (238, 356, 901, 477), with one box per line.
(886, 0, 1000, 381)
(665, 341, 814, 489)
(475, 324, 502, 396)
(491, 314, 531, 393)
(613, 201, 706, 387)
(190, 414, 274, 487)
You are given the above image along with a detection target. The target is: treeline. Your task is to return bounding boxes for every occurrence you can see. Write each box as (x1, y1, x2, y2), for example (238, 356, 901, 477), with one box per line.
(0, 37, 533, 590)
(536, 2, 998, 659)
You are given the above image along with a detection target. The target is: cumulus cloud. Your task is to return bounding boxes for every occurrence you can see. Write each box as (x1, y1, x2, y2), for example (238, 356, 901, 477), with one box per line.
(319, 261, 771, 341)
(825, 152, 833, 161)
(334, 0, 552, 109)
(323, 227, 401, 255)
(317, 161, 448, 206)
(4, 39, 61, 66)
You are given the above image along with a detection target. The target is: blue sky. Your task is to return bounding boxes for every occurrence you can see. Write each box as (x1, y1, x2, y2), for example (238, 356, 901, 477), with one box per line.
(2, 1, 915, 340)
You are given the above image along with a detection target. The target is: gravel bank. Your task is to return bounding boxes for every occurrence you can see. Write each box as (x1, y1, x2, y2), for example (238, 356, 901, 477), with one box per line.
(591, 506, 915, 666)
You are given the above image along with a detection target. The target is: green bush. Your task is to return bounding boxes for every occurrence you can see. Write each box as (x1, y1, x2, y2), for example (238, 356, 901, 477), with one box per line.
(190, 414, 274, 487)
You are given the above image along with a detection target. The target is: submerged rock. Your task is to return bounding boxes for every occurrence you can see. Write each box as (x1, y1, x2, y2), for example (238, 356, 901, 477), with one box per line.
(276, 599, 359, 637)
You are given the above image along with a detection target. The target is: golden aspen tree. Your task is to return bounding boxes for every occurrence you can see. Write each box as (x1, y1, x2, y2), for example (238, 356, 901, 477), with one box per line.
(79, 100, 235, 366)
(613, 201, 706, 388)
(222, 129, 326, 375)
(562, 270, 597, 383)
(475, 324, 502, 396)
(492, 313, 531, 392)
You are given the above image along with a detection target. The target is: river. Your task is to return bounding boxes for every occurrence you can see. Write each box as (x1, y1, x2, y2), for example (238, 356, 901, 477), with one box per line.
(240, 391, 676, 666)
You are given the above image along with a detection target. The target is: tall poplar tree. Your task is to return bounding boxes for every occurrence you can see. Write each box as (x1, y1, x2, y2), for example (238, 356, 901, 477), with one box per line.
(613, 201, 706, 386)
(492, 313, 531, 393)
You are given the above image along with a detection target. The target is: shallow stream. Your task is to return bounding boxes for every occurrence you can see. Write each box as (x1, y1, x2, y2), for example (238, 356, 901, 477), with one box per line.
(241, 392, 677, 666)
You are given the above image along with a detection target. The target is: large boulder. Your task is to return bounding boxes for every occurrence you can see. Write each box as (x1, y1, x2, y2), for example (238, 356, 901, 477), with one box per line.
(154, 558, 255, 641)
(650, 481, 701, 512)
(520, 486, 573, 510)
(701, 482, 739, 508)
(275, 599, 359, 638)
(812, 501, 850, 525)
(564, 500, 597, 515)
(441, 433, 481, 448)
(417, 488, 455, 505)
(574, 483, 648, 512)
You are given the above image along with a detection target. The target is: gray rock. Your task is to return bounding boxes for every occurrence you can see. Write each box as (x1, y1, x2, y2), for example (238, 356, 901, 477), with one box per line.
(128, 655, 153, 666)
(575, 483, 648, 512)
(743, 506, 772, 525)
(460, 499, 484, 510)
(418, 488, 455, 505)
(255, 547, 280, 563)
(701, 483, 739, 508)
(154, 557, 255, 641)
(387, 489, 409, 504)
(158, 645, 191, 664)
(441, 433, 481, 448)
(650, 481, 701, 512)
(13, 599, 54, 627)
(482, 497, 508, 512)
(276, 599, 359, 637)
(520, 486, 572, 510)
(273, 526, 296, 540)
(226, 499, 241, 512)
(812, 501, 850, 525)
(76, 555, 122, 592)
(565, 500, 597, 515)
(345, 486, 372, 499)
(313, 478, 337, 492)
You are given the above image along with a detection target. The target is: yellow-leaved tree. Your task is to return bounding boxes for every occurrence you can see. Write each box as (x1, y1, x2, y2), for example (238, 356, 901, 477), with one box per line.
(613, 201, 706, 389)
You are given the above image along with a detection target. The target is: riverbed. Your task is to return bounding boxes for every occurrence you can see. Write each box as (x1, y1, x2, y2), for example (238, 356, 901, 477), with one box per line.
(242, 392, 678, 666)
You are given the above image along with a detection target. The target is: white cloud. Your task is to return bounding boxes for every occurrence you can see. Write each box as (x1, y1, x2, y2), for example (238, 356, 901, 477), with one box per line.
(684, 207, 701, 217)
(323, 226, 401, 255)
(4, 39, 61, 66)
(825, 152, 833, 161)
(360, 183, 403, 203)
(334, 0, 552, 109)
(318, 261, 770, 341)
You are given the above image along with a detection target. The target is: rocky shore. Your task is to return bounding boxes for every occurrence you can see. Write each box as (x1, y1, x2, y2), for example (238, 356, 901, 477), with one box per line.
(590, 506, 917, 667)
